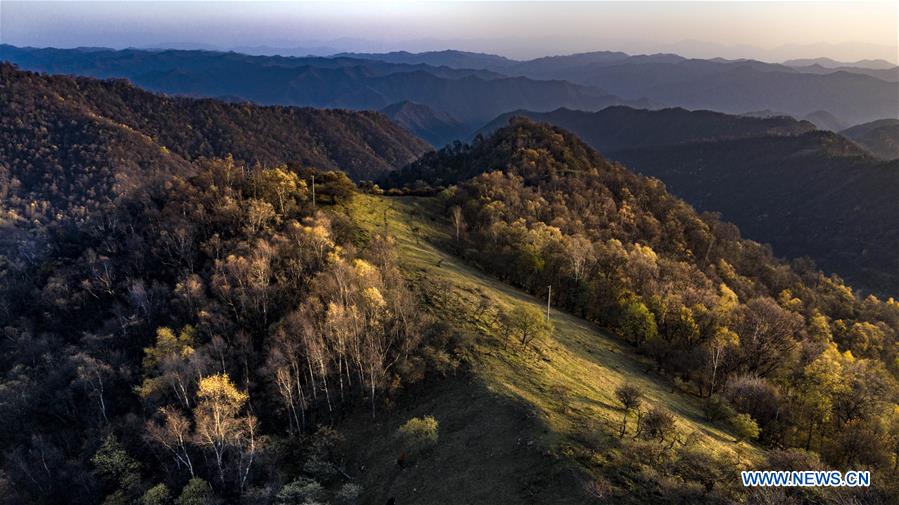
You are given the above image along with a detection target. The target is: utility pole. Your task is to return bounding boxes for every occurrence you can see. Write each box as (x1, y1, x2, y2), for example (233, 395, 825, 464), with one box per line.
(546, 285, 551, 322)
(311, 175, 316, 210)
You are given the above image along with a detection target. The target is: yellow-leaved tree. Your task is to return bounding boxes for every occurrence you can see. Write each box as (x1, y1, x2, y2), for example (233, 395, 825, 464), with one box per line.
(193, 373, 260, 492)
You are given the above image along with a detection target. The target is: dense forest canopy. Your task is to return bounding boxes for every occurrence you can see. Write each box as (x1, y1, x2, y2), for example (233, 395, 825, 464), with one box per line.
(467, 108, 899, 296)
(612, 131, 899, 295)
(0, 64, 446, 504)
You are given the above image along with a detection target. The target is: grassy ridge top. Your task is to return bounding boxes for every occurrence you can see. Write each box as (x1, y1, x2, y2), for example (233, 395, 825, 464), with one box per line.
(342, 194, 760, 504)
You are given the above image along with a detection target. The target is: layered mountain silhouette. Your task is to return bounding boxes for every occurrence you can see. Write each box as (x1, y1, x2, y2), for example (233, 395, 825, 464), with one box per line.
(840, 119, 899, 160)
(0, 45, 646, 129)
(477, 106, 816, 150)
(380, 101, 468, 147)
(6, 45, 897, 131)
(348, 49, 899, 126)
(803, 110, 849, 132)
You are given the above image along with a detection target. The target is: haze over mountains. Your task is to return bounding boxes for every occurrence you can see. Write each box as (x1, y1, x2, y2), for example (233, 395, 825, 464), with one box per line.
(3, 45, 897, 146)
(840, 119, 899, 160)
(0, 45, 649, 136)
(347, 49, 899, 125)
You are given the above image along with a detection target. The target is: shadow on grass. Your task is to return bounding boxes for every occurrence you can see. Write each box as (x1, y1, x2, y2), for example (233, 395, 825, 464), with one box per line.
(341, 371, 595, 505)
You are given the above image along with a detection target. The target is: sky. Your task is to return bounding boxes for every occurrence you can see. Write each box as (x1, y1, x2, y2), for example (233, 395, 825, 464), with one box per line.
(1, 1, 897, 63)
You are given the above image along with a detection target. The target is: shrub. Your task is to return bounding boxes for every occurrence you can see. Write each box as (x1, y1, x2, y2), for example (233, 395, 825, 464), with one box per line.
(276, 477, 325, 505)
(141, 484, 172, 505)
(703, 394, 737, 423)
(731, 413, 761, 442)
(636, 407, 676, 443)
(398, 415, 439, 455)
(335, 483, 363, 505)
(175, 479, 213, 505)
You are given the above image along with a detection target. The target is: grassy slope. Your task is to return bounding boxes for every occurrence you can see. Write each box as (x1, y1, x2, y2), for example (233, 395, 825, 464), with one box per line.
(340, 194, 761, 504)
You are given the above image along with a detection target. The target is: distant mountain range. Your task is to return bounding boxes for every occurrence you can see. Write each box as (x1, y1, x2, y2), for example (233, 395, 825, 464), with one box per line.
(347, 49, 899, 125)
(380, 101, 468, 148)
(0, 45, 649, 131)
(841, 119, 899, 160)
(782, 57, 898, 70)
(338, 49, 518, 70)
(3, 45, 896, 136)
(477, 106, 816, 150)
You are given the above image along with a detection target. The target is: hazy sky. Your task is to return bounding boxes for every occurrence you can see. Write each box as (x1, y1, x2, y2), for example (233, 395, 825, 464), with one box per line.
(2, 1, 897, 62)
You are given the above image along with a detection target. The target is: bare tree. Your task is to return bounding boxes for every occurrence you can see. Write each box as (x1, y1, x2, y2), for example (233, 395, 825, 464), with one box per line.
(450, 206, 465, 245)
(145, 406, 195, 478)
(615, 384, 643, 437)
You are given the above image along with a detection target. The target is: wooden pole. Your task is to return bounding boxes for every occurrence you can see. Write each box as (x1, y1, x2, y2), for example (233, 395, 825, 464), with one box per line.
(546, 285, 551, 322)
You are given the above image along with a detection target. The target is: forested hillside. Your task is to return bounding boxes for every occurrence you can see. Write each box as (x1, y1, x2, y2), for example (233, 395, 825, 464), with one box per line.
(0, 66, 442, 504)
(473, 109, 899, 295)
(386, 119, 899, 500)
(611, 131, 899, 295)
(0, 63, 429, 217)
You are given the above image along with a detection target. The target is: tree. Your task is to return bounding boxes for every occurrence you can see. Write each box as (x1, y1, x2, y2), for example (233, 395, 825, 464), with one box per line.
(615, 384, 643, 437)
(500, 305, 553, 348)
(276, 477, 325, 505)
(193, 373, 256, 487)
(735, 297, 801, 377)
(145, 406, 196, 478)
(635, 407, 676, 444)
(175, 478, 213, 505)
(795, 344, 851, 450)
(138, 326, 203, 409)
(72, 352, 115, 425)
(450, 205, 465, 245)
(563, 234, 593, 283)
(250, 166, 306, 215)
(617, 294, 658, 346)
(706, 327, 740, 397)
(92, 434, 142, 502)
(312, 170, 355, 204)
(141, 484, 172, 505)
(731, 413, 760, 442)
(888, 405, 899, 473)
